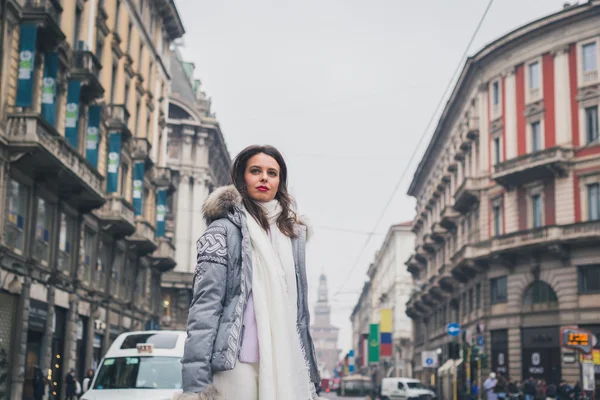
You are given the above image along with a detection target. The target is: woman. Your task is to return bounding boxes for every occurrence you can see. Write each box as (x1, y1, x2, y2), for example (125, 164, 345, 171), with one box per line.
(175, 145, 320, 400)
(32, 366, 45, 400)
(82, 369, 95, 393)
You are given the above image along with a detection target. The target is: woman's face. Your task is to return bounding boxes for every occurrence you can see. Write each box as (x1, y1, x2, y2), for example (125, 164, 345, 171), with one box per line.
(244, 153, 280, 202)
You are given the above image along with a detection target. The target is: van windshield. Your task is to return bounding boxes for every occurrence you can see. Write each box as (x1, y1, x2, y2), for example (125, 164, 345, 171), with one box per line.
(93, 357, 182, 390)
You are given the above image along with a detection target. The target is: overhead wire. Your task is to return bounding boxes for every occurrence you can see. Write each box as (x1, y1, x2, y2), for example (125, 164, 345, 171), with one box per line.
(331, 0, 496, 299)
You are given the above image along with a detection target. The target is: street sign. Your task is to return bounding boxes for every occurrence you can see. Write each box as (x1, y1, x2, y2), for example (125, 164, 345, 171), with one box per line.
(477, 335, 485, 346)
(561, 327, 593, 354)
(447, 323, 461, 337)
(421, 350, 439, 368)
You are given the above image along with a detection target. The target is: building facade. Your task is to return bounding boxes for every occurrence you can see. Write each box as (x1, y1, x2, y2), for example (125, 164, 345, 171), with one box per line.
(0, 1, 183, 399)
(351, 223, 415, 379)
(159, 49, 231, 331)
(311, 274, 341, 378)
(405, 0, 600, 393)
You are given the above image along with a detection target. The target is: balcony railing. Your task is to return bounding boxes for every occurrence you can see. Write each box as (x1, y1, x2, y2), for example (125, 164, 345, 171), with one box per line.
(105, 104, 131, 136)
(5, 113, 104, 211)
(151, 237, 176, 272)
(72, 51, 104, 101)
(94, 195, 135, 237)
(440, 205, 460, 230)
(583, 70, 598, 84)
(431, 222, 447, 241)
(492, 146, 572, 188)
(127, 219, 157, 254)
(467, 116, 479, 140)
(132, 137, 151, 161)
(23, 0, 64, 49)
(453, 177, 487, 214)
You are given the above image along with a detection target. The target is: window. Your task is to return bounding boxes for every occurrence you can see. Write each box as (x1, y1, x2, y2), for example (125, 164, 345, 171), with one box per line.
(531, 121, 542, 152)
(5, 179, 29, 252)
(583, 42, 597, 73)
(476, 283, 481, 310)
(136, 267, 146, 304)
(93, 356, 182, 390)
(82, 228, 97, 283)
(589, 183, 600, 221)
(586, 106, 599, 144)
(95, 35, 104, 61)
(135, 100, 141, 136)
(493, 205, 502, 237)
(490, 276, 508, 305)
(578, 265, 600, 294)
(57, 212, 76, 273)
(96, 240, 110, 291)
(532, 194, 543, 228)
(114, 0, 121, 32)
(529, 62, 540, 90)
(468, 288, 474, 315)
(113, 248, 125, 298)
(523, 281, 558, 306)
(127, 23, 133, 53)
(493, 81, 500, 106)
(494, 137, 501, 165)
(120, 162, 129, 197)
(34, 198, 53, 265)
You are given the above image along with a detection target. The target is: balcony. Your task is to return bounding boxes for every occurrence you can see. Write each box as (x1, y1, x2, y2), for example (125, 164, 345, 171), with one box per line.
(152, 167, 173, 189)
(71, 51, 104, 102)
(451, 237, 489, 282)
(440, 205, 459, 230)
(415, 245, 428, 263)
(132, 137, 152, 164)
(466, 116, 479, 140)
(438, 265, 460, 293)
(406, 255, 423, 278)
(105, 104, 131, 139)
(423, 234, 437, 252)
(492, 146, 573, 188)
(151, 237, 176, 272)
(5, 113, 104, 211)
(22, 0, 65, 50)
(453, 177, 487, 214)
(490, 221, 600, 256)
(127, 219, 157, 254)
(431, 222, 447, 242)
(94, 195, 135, 237)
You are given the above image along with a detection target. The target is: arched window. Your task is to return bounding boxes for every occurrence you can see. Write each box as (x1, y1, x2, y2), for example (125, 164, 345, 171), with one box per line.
(523, 281, 558, 306)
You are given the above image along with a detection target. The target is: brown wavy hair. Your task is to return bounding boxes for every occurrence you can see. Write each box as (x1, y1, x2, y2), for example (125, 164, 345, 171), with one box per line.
(231, 145, 297, 238)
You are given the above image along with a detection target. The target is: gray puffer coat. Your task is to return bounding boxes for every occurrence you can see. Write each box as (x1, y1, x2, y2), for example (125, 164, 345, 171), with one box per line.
(175, 186, 320, 399)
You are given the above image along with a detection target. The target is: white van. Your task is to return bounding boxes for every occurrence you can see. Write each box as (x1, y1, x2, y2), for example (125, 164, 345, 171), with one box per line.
(381, 377, 436, 400)
(80, 330, 185, 400)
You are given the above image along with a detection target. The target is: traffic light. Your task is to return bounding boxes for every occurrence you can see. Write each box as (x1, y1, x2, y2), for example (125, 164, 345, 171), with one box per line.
(449, 342, 461, 360)
(480, 353, 488, 368)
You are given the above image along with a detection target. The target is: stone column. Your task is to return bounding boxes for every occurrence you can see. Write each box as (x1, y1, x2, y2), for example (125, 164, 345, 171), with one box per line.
(9, 276, 31, 400)
(507, 326, 522, 382)
(553, 45, 572, 146)
(189, 172, 210, 267)
(84, 306, 96, 372)
(175, 173, 191, 272)
(41, 286, 55, 400)
(60, 292, 79, 399)
(478, 84, 490, 174)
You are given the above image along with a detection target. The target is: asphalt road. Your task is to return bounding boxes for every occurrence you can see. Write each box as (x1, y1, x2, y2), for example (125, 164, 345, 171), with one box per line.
(319, 392, 367, 400)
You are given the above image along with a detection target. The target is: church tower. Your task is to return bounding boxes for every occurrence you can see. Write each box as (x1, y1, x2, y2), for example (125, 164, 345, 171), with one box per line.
(310, 274, 340, 378)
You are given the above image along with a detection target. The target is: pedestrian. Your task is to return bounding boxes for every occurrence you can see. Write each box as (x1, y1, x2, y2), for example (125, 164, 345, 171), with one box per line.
(32, 367, 45, 400)
(65, 368, 77, 400)
(546, 383, 557, 400)
(508, 378, 519, 400)
(485, 372, 499, 400)
(496, 374, 507, 400)
(176, 145, 320, 400)
(524, 376, 537, 400)
(572, 381, 581, 400)
(535, 380, 546, 400)
(82, 369, 95, 393)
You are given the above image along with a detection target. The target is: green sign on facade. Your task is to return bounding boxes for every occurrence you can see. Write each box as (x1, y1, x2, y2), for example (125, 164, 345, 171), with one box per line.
(368, 323, 380, 363)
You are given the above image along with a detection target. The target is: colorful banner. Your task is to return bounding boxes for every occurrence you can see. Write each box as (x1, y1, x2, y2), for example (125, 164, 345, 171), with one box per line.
(41, 53, 58, 126)
(380, 308, 393, 357)
(156, 189, 167, 237)
(132, 162, 145, 215)
(361, 333, 369, 367)
(106, 133, 121, 193)
(65, 81, 81, 148)
(348, 349, 355, 373)
(368, 323, 380, 364)
(85, 105, 101, 168)
(16, 24, 37, 108)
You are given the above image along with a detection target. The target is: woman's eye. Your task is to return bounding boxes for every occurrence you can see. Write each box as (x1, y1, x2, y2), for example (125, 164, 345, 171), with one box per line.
(250, 169, 260, 174)
(268, 171, 277, 177)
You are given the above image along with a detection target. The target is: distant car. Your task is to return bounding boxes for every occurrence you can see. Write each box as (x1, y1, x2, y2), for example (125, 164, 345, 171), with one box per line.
(381, 377, 437, 400)
(80, 330, 185, 400)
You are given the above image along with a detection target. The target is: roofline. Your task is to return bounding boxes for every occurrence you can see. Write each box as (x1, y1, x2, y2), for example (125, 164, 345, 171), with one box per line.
(407, 0, 598, 196)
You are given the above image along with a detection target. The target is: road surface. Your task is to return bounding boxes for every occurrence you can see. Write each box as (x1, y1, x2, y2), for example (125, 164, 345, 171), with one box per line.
(319, 392, 367, 400)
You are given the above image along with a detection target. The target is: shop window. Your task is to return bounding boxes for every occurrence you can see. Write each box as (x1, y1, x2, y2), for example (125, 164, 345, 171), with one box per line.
(523, 281, 558, 306)
(34, 198, 53, 266)
(82, 228, 97, 283)
(578, 264, 600, 294)
(57, 212, 76, 273)
(490, 276, 508, 305)
(5, 179, 29, 253)
(586, 106, 599, 144)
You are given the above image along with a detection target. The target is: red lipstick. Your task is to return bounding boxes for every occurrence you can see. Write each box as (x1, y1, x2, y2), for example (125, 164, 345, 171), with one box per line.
(257, 186, 268, 192)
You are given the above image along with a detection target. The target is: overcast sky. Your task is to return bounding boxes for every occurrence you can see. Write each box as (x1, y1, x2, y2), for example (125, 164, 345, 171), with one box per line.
(176, 0, 573, 354)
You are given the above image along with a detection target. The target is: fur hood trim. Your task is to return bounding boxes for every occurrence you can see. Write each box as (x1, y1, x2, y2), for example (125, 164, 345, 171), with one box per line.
(171, 385, 222, 400)
(202, 185, 313, 241)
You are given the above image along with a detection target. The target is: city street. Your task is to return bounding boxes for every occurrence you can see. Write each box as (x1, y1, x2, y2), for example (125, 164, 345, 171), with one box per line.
(320, 393, 366, 400)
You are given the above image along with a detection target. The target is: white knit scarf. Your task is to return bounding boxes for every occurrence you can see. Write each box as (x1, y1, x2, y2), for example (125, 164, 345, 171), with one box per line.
(244, 200, 315, 400)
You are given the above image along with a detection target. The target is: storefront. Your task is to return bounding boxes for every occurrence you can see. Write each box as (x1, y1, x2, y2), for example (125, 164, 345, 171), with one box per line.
(24, 299, 48, 400)
(0, 291, 17, 400)
(521, 327, 561, 385)
(490, 329, 509, 376)
(92, 319, 105, 370)
(580, 325, 600, 393)
(76, 316, 88, 380)
(109, 324, 120, 346)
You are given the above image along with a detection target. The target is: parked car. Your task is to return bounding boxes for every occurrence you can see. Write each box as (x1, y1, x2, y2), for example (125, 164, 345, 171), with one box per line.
(336, 375, 373, 397)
